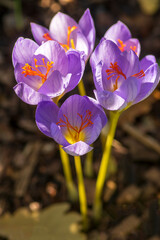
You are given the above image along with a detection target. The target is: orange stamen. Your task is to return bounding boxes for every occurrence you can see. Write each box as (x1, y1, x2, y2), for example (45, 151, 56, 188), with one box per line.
(42, 26, 77, 51)
(43, 33, 53, 41)
(132, 70, 145, 78)
(106, 62, 126, 91)
(67, 26, 77, 47)
(130, 45, 136, 52)
(113, 76, 120, 91)
(118, 39, 126, 52)
(57, 110, 93, 142)
(106, 62, 145, 91)
(130, 45, 138, 55)
(22, 58, 53, 84)
(118, 39, 138, 55)
(59, 25, 77, 51)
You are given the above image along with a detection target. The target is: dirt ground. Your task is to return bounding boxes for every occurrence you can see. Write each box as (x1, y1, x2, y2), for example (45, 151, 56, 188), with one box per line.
(0, 0, 160, 239)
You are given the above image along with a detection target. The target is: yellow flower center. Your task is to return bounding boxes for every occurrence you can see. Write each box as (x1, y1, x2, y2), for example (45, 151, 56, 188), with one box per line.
(57, 110, 93, 144)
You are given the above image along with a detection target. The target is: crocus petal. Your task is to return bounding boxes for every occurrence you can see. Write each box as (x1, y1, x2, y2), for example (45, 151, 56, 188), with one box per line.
(122, 50, 140, 77)
(12, 37, 39, 67)
(14, 82, 51, 105)
(85, 115, 103, 145)
(58, 94, 86, 131)
(64, 50, 85, 93)
(30, 22, 50, 45)
(104, 21, 131, 43)
(75, 31, 89, 59)
(134, 63, 160, 104)
(92, 61, 104, 91)
(62, 141, 93, 156)
(90, 39, 121, 70)
(58, 94, 105, 129)
(36, 101, 59, 137)
(140, 55, 156, 71)
(38, 70, 65, 98)
(116, 76, 141, 108)
(34, 41, 68, 76)
(78, 8, 95, 57)
(67, 50, 85, 75)
(84, 96, 107, 128)
(49, 12, 79, 43)
(94, 89, 125, 111)
(123, 38, 141, 57)
(50, 123, 69, 147)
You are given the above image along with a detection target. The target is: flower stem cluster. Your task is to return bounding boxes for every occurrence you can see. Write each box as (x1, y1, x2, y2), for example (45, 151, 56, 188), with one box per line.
(12, 9, 160, 226)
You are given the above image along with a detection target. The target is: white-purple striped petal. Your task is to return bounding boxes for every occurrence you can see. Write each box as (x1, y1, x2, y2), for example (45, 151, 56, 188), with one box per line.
(36, 101, 59, 137)
(63, 141, 93, 156)
(30, 22, 50, 45)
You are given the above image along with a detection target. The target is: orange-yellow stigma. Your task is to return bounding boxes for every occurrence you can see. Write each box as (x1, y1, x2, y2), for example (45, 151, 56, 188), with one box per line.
(118, 39, 137, 54)
(60, 25, 77, 51)
(118, 39, 126, 52)
(22, 58, 54, 84)
(43, 33, 53, 41)
(43, 26, 77, 51)
(106, 62, 126, 91)
(57, 110, 93, 143)
(130, 45, 137, 54)
(132, 70, 145, 78)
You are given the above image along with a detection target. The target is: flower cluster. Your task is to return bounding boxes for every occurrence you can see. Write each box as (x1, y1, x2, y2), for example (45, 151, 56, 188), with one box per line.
(12, 9, 160, 156)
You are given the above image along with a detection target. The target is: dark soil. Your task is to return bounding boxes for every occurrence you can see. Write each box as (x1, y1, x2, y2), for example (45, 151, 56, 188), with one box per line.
(0, 0, 160, 239)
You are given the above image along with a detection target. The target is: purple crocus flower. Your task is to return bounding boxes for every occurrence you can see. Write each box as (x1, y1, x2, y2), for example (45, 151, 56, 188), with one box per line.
(104, 21, 141, 56)
(36, 95, 107, 156)
(30, 9, 95, 60)
(12, 37, 85, 105)
(90, 39, 160, 111)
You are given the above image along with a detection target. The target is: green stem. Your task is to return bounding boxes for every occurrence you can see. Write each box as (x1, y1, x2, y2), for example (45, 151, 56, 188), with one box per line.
(100, 123, 109, 150)
(74, 156, 88, 229)
(78, 79, 86, 96)
(59, 145, 78, 202)
(93, 111, 121, 221)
